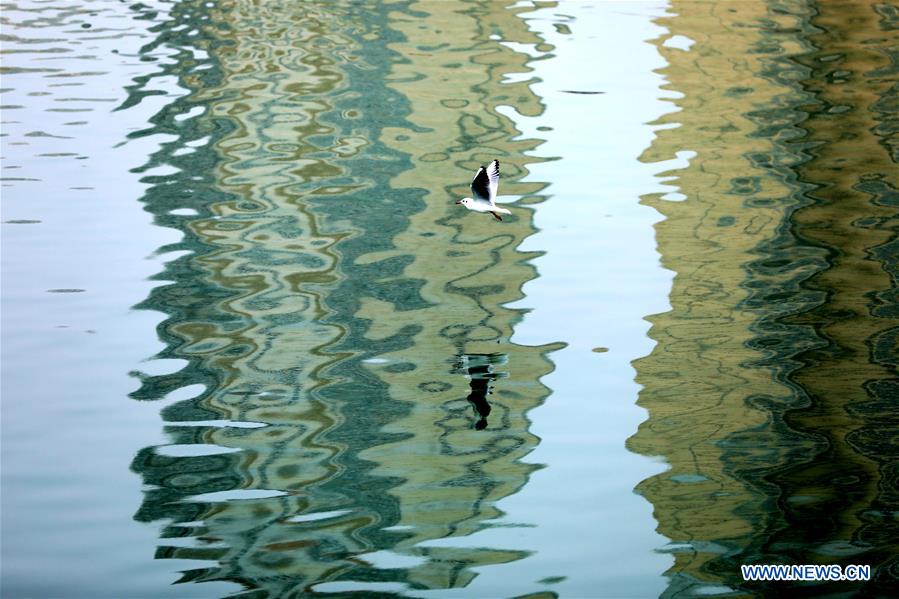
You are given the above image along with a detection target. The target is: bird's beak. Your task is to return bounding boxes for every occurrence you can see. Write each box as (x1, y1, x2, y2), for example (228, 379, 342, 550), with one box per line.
(455, 200, 462, 204)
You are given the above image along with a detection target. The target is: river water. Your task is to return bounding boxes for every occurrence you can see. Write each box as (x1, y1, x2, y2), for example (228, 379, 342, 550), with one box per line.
(2, 1, 897, 597)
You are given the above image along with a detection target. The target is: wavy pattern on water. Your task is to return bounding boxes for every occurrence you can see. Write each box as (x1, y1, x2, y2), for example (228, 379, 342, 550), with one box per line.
(126, 1, 559, 596)
(629, 5, 816, 593)
(630, 1, 898, 595)
(749, 2, 899, 591)
(355, 1, 563, 587)
(129, 2, 421, 594)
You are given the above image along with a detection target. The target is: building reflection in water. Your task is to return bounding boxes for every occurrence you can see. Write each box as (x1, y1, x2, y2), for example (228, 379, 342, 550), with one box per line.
(629, 0, 898, 595)
(127, 0, 561, 596)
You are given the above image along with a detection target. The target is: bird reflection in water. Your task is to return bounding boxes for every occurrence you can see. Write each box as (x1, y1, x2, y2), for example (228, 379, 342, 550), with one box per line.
(452, 353, 508, 430)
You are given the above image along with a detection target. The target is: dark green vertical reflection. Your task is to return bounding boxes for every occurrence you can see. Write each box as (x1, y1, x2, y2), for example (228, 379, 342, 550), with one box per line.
(630, 0, 898, 596)
(126, 0, 558, 596)
(754, 1, 899, 591)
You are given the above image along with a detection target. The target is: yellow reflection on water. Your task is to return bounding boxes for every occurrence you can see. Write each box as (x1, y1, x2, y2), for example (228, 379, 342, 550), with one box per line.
(629, 0, 899, 594)
(133, 0, 562, 595)
(358, 1, 563, 587)
(629, 4, 805, 589)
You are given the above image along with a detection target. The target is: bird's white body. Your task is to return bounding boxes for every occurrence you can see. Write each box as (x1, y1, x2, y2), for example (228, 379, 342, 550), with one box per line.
(457, 198, 511, 215)
(456, 159, 510, 221)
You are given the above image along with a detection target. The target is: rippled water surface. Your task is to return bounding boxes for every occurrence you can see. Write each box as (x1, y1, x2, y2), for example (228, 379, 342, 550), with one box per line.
(2, 1, 897, 597)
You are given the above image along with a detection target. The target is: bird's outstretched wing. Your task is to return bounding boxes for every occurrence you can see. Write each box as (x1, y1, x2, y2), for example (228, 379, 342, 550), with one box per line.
(470, 159, 500, 205)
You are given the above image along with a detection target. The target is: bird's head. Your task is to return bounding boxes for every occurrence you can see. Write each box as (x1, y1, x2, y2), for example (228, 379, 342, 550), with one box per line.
(456, 197, 474, 207)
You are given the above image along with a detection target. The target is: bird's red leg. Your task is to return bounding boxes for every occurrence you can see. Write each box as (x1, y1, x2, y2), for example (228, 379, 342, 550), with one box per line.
(490, 212, 502, 221)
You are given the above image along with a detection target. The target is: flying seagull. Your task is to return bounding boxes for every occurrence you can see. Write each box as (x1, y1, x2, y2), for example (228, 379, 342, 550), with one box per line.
(455, 159, 511, 221)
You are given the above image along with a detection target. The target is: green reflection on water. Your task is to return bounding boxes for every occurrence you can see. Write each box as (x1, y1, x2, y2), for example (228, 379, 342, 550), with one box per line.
(630, 0, 898, 595)
(128, 0, 560, 595)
